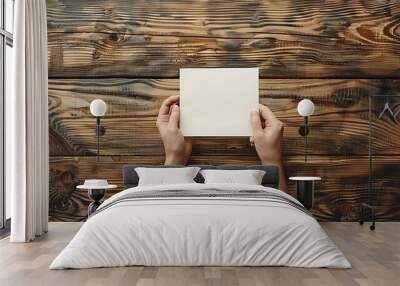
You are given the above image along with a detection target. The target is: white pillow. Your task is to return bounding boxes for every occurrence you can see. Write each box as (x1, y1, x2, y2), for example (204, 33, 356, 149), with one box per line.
(200, 169, 266, 185)
(135, 167, 201, 186)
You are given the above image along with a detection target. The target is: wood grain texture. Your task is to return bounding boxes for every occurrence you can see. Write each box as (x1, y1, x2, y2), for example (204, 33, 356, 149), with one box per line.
(49, 78, 400, 156)
(49, 155, 400, 222)
(47, 29, 400, 78)
(2, 222, 400, 286)
(46, 0, 400, 78)
(47, 0, 400, 38)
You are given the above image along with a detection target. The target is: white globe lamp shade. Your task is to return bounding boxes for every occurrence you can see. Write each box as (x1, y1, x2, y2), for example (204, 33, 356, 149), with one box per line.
(297, 99, 315, 117)
(90, 99, 107, 117)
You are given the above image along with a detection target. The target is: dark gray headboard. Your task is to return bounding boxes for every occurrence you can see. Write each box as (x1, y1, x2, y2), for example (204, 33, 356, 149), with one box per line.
(123, 165, 279, 189)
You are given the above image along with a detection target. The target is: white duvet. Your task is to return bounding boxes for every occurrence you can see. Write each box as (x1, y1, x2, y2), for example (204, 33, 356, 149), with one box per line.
(50, 183, 351, 269)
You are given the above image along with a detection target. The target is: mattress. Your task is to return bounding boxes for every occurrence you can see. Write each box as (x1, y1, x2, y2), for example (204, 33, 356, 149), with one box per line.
(50, 183, 351, 269)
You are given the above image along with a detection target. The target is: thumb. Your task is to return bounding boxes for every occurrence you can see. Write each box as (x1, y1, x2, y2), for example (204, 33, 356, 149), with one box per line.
(168, 104, 180, 129)
(250, 110, 262, 135)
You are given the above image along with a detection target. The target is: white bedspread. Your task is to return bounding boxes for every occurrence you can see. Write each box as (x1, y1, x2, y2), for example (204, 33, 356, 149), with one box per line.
(50, 183, 351, 269)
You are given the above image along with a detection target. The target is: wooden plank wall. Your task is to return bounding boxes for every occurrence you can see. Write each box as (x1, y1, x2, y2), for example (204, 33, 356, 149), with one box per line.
(47, 0, 400, 222)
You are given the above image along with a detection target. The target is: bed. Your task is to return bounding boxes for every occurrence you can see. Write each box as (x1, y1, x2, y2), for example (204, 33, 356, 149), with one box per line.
(50, 165, 350, 269)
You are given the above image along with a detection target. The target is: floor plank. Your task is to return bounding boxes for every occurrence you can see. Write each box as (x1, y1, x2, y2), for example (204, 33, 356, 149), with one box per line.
(0, 222, 398, 286)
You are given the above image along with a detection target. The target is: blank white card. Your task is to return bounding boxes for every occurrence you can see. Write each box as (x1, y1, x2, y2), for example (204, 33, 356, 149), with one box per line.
(180, 68, 259, 136)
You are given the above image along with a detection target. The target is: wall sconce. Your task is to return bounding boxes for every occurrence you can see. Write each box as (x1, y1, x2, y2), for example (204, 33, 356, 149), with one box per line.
(89, 99, 107, 159)
(297, 99, 315, 163)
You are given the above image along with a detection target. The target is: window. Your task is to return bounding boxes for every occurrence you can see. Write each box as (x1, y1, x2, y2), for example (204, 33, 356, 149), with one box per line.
(1, 0, 14, 230)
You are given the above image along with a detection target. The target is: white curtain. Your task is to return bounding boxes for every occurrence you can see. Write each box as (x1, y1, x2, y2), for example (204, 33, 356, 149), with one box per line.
(7, 0, 49, 242)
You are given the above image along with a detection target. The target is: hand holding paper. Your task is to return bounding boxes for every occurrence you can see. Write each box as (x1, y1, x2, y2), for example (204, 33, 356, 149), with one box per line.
(250, 104, 284, 165)
(250, 104, 286, 191)
(156, 95, 192, 165)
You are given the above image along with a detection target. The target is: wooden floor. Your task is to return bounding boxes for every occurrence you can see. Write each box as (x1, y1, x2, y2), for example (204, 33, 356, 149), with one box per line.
(0, 223, 399, 286)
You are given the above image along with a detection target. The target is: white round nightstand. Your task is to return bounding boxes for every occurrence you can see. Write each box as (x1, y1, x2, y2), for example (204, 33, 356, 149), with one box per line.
(289, 176, 321, 210)
(77, 180, 117, 216)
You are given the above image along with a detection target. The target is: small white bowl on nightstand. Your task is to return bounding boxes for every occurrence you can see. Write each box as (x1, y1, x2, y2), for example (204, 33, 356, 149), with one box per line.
(77, 179, 117, 190)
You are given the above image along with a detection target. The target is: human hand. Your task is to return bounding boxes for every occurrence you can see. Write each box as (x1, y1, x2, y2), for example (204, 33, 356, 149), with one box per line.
(250, 104, 284, 165)
(156, 95, 192, 165)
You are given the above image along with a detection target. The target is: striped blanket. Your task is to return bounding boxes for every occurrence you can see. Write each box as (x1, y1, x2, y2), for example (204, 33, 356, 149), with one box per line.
(92, 188, 311, 218)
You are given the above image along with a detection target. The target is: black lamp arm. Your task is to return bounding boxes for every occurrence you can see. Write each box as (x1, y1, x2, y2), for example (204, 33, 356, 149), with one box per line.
(304, 116, 308, 163)
(298, 116, 309, 163)
(95, 117, 106, 160)
(299, 117, 309, 136)
(95, 117, 106, 136)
